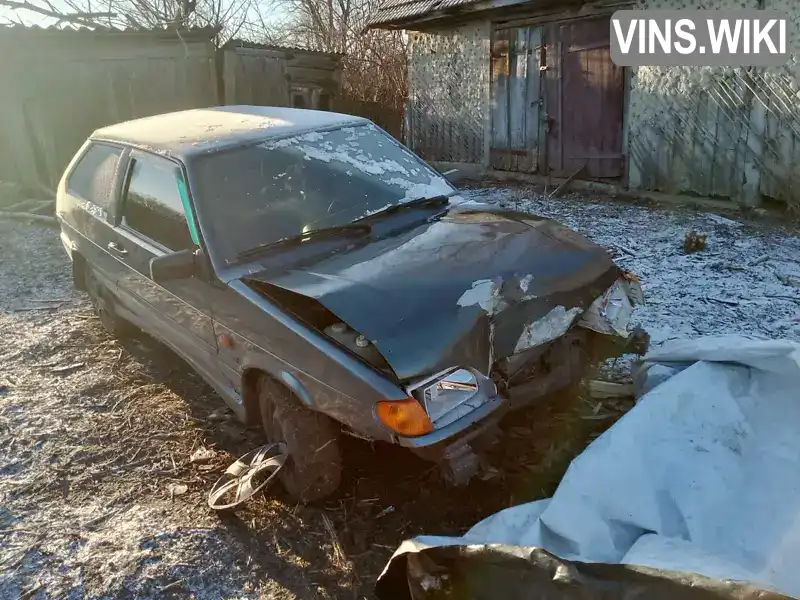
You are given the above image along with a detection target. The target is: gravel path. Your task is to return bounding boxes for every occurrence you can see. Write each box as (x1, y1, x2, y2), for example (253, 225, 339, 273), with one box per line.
(1, 186, 798, 599)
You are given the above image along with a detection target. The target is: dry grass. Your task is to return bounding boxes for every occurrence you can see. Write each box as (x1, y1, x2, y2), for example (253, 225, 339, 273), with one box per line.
(0, 218, 622, 599)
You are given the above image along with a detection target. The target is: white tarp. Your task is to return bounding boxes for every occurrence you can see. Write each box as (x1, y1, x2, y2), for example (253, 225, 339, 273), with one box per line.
(404, 336, 800, 598)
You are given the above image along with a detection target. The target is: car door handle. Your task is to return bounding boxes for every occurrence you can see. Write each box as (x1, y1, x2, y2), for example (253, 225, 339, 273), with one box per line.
(108, 241, 128, 256)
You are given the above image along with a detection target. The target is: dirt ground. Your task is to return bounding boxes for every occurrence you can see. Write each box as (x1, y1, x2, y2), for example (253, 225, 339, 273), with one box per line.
(1, 183, 798, 599)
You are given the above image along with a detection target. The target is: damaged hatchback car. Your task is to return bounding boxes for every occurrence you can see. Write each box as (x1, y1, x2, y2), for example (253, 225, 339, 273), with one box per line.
(56, 106, 649, 502)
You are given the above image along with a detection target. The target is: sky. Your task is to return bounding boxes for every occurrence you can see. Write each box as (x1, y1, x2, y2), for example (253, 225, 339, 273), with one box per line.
(0, 0, 286, 33)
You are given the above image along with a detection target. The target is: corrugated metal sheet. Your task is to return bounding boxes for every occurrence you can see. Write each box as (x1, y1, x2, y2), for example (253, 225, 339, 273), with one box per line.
(368, 0, 479, 27)
(0, 23, 219, 38)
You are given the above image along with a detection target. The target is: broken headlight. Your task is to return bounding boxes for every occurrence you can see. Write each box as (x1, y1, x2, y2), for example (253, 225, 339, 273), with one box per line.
(408, 368, 497, 429)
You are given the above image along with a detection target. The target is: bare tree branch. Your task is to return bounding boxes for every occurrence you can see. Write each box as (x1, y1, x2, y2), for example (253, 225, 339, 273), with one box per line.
(268, 0, 407, 113)
(0, 0, 117, 26)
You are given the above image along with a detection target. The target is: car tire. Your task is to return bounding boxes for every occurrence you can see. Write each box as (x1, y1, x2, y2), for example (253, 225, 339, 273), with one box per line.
(84, 266, 132, 338)
(258, 377, 342, 503)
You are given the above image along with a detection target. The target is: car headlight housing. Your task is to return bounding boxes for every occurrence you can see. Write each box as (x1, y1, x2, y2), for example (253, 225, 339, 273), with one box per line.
(408, 368, 496, 429)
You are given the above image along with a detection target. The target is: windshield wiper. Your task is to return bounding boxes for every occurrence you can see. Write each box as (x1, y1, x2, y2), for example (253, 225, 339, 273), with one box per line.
(237, 222, 372, 260)
(355, 194, 451, 222)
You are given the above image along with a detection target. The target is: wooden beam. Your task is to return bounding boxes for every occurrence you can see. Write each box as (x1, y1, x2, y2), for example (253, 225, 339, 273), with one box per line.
(587, 380, 635, 399)
(0, 210, 58, 225)
(549, 163, 586, 198)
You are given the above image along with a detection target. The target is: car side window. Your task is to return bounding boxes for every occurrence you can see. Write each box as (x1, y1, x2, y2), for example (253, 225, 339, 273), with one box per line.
(122, 154, 195, 252)
(67, 144, 123, 211)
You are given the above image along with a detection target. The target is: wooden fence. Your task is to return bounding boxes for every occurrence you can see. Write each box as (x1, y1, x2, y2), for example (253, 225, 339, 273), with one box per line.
(0, 26, 401, 190)
(0, 26, 219, 188)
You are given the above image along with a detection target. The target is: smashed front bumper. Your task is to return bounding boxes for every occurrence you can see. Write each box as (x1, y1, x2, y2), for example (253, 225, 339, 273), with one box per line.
(399, 273, 649, 484)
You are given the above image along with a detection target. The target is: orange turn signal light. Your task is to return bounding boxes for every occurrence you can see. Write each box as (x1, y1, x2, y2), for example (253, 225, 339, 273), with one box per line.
(376, 398, 434, 437)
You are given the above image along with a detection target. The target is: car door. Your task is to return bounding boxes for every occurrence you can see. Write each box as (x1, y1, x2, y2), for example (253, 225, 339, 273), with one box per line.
(109, 149, 222, 384)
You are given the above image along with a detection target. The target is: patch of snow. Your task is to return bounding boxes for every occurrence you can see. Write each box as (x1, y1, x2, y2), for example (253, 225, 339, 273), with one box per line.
(77, 198, 106, 220)
(259, 125, 454, 204)
(298, 131, 324, 142)
(457, 279, 503, 314)
(385, 176, 454, 202)
(0, 218, 344, 599)
(467, 186, 800, 348)
(362, 202, 393, 218)
(519, 274, 534, 294)
(703, 212, 742, 227)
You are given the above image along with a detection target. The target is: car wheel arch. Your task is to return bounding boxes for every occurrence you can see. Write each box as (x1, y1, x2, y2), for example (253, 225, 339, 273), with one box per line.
(241, 367, 313, 426)
(72, 250, 88, 292)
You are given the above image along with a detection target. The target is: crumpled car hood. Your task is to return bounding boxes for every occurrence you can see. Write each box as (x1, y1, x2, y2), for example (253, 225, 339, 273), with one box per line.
(245, 205, 620, 381)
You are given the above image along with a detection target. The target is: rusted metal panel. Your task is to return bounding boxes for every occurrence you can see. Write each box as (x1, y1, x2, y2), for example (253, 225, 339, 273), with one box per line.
(554, 16, 624, 179)
(490, 26, 541, 172)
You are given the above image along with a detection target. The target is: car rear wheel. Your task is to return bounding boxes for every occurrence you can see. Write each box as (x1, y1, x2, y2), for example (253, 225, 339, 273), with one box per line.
(84, 267, 132, 338)
(257, 377, 342, 503)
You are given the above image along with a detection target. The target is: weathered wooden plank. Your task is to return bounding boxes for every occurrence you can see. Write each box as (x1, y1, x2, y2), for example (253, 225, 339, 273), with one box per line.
(286, 66, 338, 86)
(225, 53, 241, 104)
(544, 22, 563, 175)
(286, 55, 342, 70)
(525, 27, 542, 173)
(491, 28, 510, 170)
(507, 27, 526, 171)
(588, 380, 634, 399)
(0, 210, 58, 225)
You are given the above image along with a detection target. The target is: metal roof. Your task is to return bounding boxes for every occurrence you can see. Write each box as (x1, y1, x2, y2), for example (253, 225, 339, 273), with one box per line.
(91, 106, 368, 158)
(368, 0, 481, 27)
(0, 23, 219, 38)
(368, 0, 579, 28)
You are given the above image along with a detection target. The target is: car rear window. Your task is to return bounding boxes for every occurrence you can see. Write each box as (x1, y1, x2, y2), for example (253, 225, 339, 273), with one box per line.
(121, 153, 195, 252)
(67, 144, 123, 211)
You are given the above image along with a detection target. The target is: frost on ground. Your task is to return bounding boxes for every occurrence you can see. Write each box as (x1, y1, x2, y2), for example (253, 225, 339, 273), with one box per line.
(1, 184, 798, 600)
(0, 221, 361, 600)
(465, 185, 800, 347)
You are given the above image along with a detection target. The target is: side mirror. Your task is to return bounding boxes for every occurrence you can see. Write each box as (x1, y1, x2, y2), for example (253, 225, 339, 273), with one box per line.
(150, 248, 209, 283)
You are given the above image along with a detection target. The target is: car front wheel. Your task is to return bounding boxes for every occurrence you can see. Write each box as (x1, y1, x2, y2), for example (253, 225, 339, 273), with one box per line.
(258, 376, 342, 503)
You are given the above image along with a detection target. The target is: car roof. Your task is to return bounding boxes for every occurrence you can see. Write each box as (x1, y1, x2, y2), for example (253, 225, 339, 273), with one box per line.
(90, 106, 370, 159)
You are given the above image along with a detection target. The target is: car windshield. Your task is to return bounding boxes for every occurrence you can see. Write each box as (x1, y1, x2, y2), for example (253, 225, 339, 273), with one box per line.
(191, 123, 455, 264)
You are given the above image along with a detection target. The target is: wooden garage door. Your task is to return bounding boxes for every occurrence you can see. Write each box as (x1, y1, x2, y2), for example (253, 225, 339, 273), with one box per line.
(545, 16, 625, 179)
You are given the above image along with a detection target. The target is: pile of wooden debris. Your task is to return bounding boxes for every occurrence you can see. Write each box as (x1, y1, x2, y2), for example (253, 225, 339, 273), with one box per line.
(0, 180, 57, 225)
